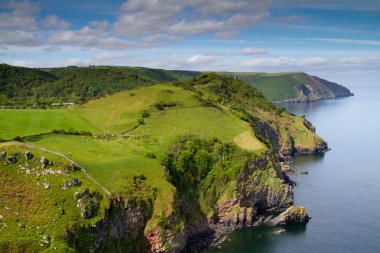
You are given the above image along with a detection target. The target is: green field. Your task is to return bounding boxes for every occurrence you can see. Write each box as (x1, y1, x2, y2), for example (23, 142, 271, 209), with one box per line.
(0, 109, 98, 139)
(18, 83, 266, 228)
(0, 73, 326, 252)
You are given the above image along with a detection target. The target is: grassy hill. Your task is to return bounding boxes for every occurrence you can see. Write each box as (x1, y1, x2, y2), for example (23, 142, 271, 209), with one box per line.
(0, 73, 327, 252)
(0, 64, 200, 107)
(0, 142, 109, 252)
(222, 72, 353, 102)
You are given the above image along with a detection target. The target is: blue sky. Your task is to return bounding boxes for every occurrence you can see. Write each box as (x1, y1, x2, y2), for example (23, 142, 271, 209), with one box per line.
(1, 0, 380, 86)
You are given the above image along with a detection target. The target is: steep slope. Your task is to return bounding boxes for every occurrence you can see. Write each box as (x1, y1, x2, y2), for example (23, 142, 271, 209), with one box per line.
(0, 64, 200, 106)
(222, 72, 353, 102)
(0, 142, 109, 252)
(0, 64, 58, 106)
(1, 73, 327, 252)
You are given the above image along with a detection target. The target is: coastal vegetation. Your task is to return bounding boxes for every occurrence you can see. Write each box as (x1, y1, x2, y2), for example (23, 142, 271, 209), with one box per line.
(0, 71, 327, 252)
(222, 72, 353, 102)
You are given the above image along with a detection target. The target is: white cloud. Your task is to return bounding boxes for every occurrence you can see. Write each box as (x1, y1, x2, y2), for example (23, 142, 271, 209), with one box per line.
(48, 25, 140, 49)
(187, 55, 217, 64)
(0, 1, 39, 31)
(273, 15, 303, 23)
(241, 47, 268, 55)
(309, 38, 380, 46)
(41, 15, 70, 30)
(0, 31, 42, 46)
(114, 0, 272, 38)
(240, 57, 380, 73)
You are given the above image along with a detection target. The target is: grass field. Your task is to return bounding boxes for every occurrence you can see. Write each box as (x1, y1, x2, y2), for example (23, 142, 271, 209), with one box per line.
(3, 83, 264, 231)
(69, 84, 201, 133)
(0, 142, 108, 252)
(0, 109, 99, 139)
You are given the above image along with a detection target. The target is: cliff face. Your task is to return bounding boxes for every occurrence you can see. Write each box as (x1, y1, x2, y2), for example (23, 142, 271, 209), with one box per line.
(282, 74, 354, 103)
(64, 74, 326, 253)
(140, 137, 294, 253)
(66, 198, 150, 253)
(223, 72, 354, 103)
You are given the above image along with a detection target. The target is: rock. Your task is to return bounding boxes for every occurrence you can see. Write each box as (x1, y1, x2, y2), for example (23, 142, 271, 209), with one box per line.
(300, 171, 309, 175)
(0, 152, 6, 159)
(24, 151, 33, 160)
(61, 178, 81, 189)
(69, 163, 79, 171)
(43, 182, 50, 190)
(273, 228, 286, 235)
(40, 157, 49, 168)
(0, 215, 3, 220)
(74, 189, 98, 219)
(5, 154, 18, 164)
(269, 206, 310, 226)
(41, 235, 50, 245)
(281, 163, 294, 174)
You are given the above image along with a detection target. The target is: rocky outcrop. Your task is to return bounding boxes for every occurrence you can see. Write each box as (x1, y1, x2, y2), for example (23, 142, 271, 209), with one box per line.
(74, 188, 99, 219)
(66, 197, 149, 253)
(268, 206, 310, 226)
(150, 140, 296, 253)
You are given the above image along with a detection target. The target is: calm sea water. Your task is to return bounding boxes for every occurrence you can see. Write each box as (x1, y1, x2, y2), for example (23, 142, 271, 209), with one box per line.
(206, 86, 380, 253)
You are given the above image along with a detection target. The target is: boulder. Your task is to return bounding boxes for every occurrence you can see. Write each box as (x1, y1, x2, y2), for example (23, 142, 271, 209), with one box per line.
(74, 189, 99, 219)
(40, 157, 49, 168)
(61, 178, 81, 189)
(0, 152, 6, 159)
(5, 154, 18, 165)
(268, 206, 310, 226)
(69, 163, 79, 171)
(24, 151, 33, 160)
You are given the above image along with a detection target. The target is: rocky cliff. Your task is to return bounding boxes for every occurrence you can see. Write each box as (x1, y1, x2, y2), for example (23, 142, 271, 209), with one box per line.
(222, 72, 354, 103)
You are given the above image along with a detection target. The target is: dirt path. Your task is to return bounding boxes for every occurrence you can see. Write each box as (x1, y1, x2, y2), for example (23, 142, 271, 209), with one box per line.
(16, 141, 111, 196)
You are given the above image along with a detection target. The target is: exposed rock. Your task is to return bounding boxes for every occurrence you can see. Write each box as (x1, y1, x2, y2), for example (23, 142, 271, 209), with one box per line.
(40, 157, 49, 168)
(41, 235, 50, 245)
(74, 189, 99, 219)
(5, 154, 18, 165)
(300, 171, 309, 175)
(0, 152, 6, 159)
(43, 183, 50, 190)
(69, 163, 79, 171)
(0, 215, 3, 220)
(24, 151, 33, 160)
(65, 198, 148, 253)
(281, 162, 294, 174)
(273, 228, 286, 235)
(61, 178, 81, 189)
(268, 206, 310, 226)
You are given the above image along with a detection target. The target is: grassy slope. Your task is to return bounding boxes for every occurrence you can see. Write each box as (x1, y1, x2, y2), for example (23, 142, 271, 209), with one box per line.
(0, 142, 108, 252)
(222, 72, 351, 102)
(0, 73, 326, 251)
(15, 83, 264, 231)
(0, 109, 99, 139)
(0, 64, 199, 106)
(191, 73, 325, 153)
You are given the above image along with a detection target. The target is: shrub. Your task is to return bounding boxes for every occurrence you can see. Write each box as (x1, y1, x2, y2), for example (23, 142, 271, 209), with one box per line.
(153, 101, 178, 111)
(146, 152, 157, 159)
(141, 109, 150, 118)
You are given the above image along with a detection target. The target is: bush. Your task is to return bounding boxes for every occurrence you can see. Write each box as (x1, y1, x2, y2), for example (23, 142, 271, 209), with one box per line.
(146, 152, 157, 159)
(141, 109, 150, 118)
(153, 101, 178, 111)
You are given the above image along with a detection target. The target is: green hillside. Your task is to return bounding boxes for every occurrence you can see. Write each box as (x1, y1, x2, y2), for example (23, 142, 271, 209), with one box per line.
(0, 73, 327, 252)
(0, 64, 200, 107)
(222, 72, 353, 102)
